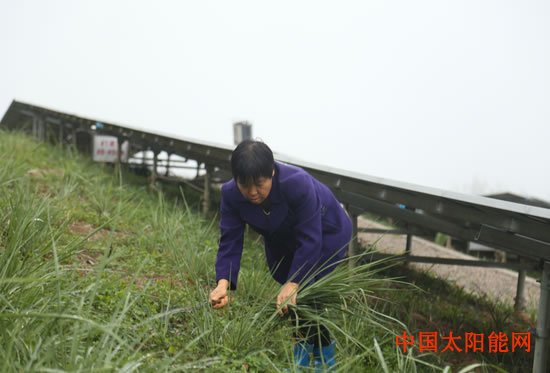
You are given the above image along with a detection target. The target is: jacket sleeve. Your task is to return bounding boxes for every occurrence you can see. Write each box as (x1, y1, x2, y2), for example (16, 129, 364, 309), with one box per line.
(286, 174, 323, 284)
(215, 188, 245, 290)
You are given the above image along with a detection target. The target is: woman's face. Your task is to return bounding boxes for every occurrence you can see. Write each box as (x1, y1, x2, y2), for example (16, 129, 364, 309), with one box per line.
(237, 174, 273, 204)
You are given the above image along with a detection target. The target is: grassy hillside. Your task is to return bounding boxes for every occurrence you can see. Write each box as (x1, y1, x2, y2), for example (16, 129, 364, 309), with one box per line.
(0, 130, 531, 372)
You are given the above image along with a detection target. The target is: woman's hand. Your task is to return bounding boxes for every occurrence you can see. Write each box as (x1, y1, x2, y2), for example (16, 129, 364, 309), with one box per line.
(210, 279, 230, 309)
(276, 282, 299, 315)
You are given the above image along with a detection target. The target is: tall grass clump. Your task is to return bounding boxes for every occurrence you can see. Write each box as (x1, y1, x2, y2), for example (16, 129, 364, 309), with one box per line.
(0, 132, 179, 371)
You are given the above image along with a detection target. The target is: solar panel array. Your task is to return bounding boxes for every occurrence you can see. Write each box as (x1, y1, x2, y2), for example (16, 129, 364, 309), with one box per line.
(2, 99, 549, 262)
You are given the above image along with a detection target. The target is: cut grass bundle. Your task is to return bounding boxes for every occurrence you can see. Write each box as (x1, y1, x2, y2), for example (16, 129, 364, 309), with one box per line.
(273, 251, 407, 323)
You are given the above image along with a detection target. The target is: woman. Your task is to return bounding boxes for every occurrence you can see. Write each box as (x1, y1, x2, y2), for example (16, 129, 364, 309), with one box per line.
(209, 140, 352, 370)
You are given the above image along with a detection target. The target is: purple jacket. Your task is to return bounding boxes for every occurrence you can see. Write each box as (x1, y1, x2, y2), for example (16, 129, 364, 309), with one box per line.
(215, 161, 352, 289)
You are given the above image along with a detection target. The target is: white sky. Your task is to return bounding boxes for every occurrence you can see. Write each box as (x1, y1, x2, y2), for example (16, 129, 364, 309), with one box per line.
(1, 1, 549, 200)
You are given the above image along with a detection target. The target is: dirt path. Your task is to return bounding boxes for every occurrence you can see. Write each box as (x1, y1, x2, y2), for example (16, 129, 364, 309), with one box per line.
(358, 218, 541, 311)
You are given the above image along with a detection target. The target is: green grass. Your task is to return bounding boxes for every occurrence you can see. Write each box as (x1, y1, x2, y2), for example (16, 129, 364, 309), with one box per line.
(0, 130, 531, 372)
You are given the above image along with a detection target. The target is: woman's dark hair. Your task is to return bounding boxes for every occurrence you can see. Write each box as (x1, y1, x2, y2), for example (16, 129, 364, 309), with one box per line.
(231, 140, 274, 185)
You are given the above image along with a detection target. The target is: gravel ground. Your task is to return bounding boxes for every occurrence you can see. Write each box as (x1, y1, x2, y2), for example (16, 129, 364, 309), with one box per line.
(357, 217, 541, 311)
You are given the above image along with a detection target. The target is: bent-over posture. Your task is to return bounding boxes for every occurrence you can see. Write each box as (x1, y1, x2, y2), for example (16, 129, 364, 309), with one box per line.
(209, 140, 352, 370)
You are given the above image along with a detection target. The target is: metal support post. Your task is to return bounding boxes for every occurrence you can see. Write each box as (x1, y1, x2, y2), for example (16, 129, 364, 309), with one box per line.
(404, 206, 414, 263)
(533, 261, 550, 373)
(405, 232, 413, 255)
(202, 166, 211, 215)
(32, 116, 38, 139)
(514, 257, 527, 312)
(348, 213, 358, 267)
(153, 151, 159, 177)
(37, 116, 45, 141)
(71, 128, 77, 148)
(404, 231, 413, 267)
(165, 153, 172, 176)
(115, 138, 123, 184)
(148, 150, 159, 189)
(59, 124, 64, 146)
(117, 138, 122, 164)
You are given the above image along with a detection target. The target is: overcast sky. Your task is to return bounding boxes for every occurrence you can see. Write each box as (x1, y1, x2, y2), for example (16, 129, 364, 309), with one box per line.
(1, 1, 549, 200)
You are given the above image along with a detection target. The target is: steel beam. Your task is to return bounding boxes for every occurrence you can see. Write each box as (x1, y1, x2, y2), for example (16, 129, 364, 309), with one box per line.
(363, 253, 540, 271)
(358, 228, 409, 235)
(312, 173, 550, 245)
(334, 190, 550, 261)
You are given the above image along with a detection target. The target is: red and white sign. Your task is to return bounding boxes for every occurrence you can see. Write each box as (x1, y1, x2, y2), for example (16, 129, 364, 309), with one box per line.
(93, 135, 128, 163)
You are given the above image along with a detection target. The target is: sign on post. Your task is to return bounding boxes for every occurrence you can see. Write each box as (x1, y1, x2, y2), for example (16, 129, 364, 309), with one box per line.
(93, 135, 128, 163)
